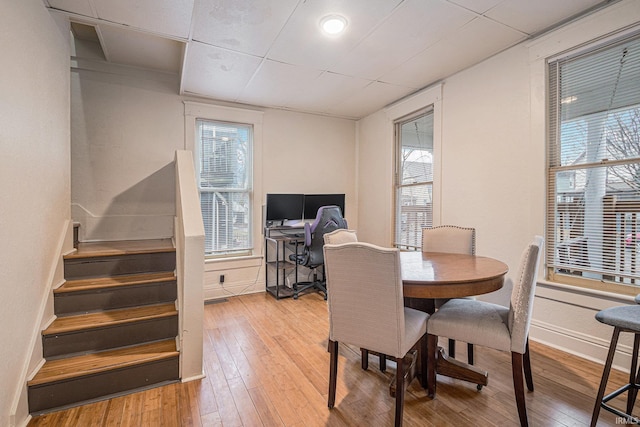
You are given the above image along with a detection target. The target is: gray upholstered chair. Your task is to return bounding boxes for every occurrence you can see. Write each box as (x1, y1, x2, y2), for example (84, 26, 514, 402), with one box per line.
(426, 236, 543, 427)
(324, 242, 429, 427)
(590, 296, 640, 426)
(422, 225, 476, 364)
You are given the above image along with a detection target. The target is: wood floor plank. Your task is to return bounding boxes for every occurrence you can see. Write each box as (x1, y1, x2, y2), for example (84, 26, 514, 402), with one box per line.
(29, 292, 630, 426)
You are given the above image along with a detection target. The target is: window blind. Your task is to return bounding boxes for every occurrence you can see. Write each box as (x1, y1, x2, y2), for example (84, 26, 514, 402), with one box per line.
(197, 119, 253, 256)
(547, 33, 640, 286)
(395, 110, 434, 250)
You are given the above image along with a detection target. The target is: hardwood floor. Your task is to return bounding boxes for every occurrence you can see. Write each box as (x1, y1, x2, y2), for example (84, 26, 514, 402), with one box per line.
(28, 292, 631, 426)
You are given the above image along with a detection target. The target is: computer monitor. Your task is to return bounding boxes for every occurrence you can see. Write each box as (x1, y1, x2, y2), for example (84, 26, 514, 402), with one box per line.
(303, 194, 345, 220)
(265, 193, 304, 225)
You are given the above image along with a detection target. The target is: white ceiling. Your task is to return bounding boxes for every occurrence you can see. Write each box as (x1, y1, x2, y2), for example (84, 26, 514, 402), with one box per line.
(44, 0, 615, 120)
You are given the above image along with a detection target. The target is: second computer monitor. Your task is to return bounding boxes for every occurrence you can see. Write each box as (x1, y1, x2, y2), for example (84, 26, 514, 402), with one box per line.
(303, 194, 345, 220)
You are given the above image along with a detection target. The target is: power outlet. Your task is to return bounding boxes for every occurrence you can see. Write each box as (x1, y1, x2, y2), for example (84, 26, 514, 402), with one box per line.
(219, 274, 225, 284)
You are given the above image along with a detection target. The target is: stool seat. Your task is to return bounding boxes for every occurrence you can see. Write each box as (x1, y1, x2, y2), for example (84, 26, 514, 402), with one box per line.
(596, 305, 640, 331)
(591, 302, 640, 426)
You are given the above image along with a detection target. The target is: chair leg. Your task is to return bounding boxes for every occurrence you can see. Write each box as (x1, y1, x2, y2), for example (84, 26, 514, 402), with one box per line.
(394, 355, 405, 427)
(448, 338, 456, 359)
(420, 334, 428, 388)
(523, 339, 534, 392)
(511, 352, 529, 427)
(328, 340, 338, 408)
(379, 354, 387, 372)
(427, 334, 438, 398)
(361, 348, 369, 370)
(468, 343, 474, 365)
(626, 333, 640, 415)
(591, 327, 621, 427)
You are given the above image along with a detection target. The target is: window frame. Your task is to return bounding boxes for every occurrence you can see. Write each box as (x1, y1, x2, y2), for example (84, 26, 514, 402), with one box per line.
(393, 108, 435, 250)
(384, 85, 442, 248)
(184, 102, 264, 260)
(546, 31, 640, 295)
(196, 119, 253, 257)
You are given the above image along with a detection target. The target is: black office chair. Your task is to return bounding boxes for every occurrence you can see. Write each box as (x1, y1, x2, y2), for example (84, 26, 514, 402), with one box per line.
(289, 205, 347, 300)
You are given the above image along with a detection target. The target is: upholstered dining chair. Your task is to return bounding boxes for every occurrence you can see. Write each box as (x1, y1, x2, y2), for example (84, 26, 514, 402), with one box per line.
(323, 229, 389, 371)
(426, 236, 543, 427)
(422, 225, 476, 364)
(324, 242, 429, 427)
(323, 228, 357, 244)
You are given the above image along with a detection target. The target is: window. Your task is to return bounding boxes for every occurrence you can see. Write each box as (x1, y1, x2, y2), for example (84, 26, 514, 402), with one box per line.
(197, 119, 252, 256)
(547, 33, 640, 291)
(394, 109, 434, 250)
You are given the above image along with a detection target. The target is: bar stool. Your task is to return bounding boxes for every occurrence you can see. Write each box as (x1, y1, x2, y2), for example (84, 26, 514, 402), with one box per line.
(590, 297, 640, 426)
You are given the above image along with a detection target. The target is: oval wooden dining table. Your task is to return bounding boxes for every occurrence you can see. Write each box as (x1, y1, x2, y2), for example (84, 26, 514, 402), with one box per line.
(400, 251, 509, 390)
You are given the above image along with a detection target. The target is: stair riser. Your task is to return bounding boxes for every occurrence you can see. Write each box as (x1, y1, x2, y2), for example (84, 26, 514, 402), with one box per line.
(64, 252, 176, 280)
(28, 356, 179, 414)
(43, 316, 178, 358)
(54, 281, 177, 315)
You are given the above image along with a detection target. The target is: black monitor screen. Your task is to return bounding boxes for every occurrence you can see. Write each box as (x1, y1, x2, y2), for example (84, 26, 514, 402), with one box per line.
(304, 194, 345, 220)
(265, 193, 304, 222)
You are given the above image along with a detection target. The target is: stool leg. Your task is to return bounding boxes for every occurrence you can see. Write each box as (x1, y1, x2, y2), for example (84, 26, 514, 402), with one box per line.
(626, 333, 640, 415)
(591, 327, 621, 427)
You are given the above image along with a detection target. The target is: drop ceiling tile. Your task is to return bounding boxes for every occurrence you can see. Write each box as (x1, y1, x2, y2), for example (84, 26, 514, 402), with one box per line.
(182, 41, 262, 101)
(380, 16, 525, 87)
(284, 72, 373, 112)
(92, 0, 195, 39)
(236, 60, 323, 108)
(485, 0, 605, 35)
(446, 0, 503, 14)
(99, 26, 182, 73)
(48, 0, 97, 17)
(267, 0, 404, 70)
(192, 0, 299, 57)
(329, 0, 476, 80)
(325, 81, 415, 119)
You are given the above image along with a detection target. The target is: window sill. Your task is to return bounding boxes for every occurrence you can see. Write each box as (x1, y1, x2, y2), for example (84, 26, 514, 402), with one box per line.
(205, 254, 262, 265)
(537, 278, 635, 307)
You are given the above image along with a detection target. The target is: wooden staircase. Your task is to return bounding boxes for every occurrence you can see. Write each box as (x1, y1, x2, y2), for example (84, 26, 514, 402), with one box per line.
(28, 239, 180, 414)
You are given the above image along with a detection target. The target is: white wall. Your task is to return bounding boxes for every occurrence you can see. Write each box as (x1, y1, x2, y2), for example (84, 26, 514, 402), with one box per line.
(71, 68, 356, 299)
(357, 0, 640, 367)
(198, 107, 356, 300)
(0, 0, 71, 425)
(71, 66, 183, 241)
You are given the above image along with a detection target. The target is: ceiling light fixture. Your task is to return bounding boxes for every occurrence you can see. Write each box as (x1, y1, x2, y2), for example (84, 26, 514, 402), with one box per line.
(320, 15, 347, 36)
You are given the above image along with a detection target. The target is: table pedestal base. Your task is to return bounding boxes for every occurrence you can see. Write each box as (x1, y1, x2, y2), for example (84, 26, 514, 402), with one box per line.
(434, 347, 488, 391)
(388, 347, 487, 397)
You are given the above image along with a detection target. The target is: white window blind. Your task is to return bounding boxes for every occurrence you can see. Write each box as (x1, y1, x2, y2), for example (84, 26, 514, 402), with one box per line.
(547, 33, 640, 286)
(394, 110, 434, 250)
(197, 119, 252, 256)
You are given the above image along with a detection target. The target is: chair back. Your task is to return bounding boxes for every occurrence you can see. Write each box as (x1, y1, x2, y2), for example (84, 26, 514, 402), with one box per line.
(508, 236, 544, 354)
(303, 205, 347, 267)
(323, 229, 357, 244)
(422, 225, 476, 255)
(324, 242, 407, 358)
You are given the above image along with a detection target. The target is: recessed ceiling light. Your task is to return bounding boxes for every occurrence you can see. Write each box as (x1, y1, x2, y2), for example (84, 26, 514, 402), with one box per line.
(320, 15, 347, 36)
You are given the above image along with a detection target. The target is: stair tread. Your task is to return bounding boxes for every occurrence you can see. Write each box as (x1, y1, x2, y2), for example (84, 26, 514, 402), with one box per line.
(28, 339, 178, 386)
(55, 272, 176, 294)
(44, 303, 177, 335)
(64, 239, 175, 260)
